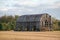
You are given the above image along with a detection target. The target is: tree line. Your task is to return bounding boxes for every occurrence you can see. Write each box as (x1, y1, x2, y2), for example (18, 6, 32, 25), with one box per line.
(0, 15, 19, 31)
(52, 18, 60, 31)
(0, 15, 60, 31)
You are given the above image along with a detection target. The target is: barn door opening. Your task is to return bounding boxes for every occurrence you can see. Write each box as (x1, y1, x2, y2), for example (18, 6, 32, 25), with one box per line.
(45, 20, 48, 27)
(33, 26, 36, 31)
(27, 26, 30, 31)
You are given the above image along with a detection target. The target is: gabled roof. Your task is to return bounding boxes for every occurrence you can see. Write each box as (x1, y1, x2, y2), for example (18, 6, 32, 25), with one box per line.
(16, 14, 46, 22)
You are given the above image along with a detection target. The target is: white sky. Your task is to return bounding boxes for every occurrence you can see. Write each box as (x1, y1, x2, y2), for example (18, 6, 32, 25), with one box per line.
(0, 0, 60, 20)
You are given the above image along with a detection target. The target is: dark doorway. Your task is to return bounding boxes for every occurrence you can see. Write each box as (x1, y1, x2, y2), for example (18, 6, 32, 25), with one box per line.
(27, 26, 30, 31)
(33, 26, 36, 31)
(45, 20, 48, 27)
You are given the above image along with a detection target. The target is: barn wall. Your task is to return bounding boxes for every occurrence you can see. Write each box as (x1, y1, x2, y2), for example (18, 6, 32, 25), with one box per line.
(15, 14, 52, 31)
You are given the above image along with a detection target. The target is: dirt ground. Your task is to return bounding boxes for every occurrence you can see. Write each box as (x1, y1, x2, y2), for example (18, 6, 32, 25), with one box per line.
(0, 31, 60, 40)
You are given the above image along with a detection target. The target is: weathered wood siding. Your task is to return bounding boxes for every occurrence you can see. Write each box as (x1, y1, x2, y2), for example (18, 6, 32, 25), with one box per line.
(15, 14, 52, 31)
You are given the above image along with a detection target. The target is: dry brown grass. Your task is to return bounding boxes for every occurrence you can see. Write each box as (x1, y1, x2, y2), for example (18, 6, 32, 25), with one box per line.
(0, 31, 60, 40)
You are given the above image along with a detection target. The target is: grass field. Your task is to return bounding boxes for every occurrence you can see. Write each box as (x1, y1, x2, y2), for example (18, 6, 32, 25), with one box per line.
(0, 31, 60, 40)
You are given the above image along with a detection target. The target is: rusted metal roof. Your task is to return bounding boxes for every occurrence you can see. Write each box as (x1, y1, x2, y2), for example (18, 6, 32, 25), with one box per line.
(16, 14, 44, 22)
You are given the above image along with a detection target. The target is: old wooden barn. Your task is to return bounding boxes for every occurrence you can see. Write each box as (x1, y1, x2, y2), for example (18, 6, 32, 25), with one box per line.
(14, 13, 52, 31)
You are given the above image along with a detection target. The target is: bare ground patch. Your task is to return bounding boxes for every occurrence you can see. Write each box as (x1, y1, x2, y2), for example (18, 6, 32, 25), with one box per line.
(0, 31, 60, 40)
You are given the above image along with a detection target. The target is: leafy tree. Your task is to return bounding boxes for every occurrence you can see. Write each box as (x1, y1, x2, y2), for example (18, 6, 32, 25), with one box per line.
(52, 17, 60, 31)
(0, 24, 2, 30)
(58, 21, 60, 26)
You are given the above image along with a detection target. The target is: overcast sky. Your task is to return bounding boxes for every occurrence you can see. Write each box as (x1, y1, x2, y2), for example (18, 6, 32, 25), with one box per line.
(0, 0, 60, 20)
